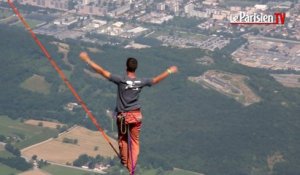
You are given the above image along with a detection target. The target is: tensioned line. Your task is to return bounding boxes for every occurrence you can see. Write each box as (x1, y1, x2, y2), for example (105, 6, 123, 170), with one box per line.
(7, 0, 120, 159)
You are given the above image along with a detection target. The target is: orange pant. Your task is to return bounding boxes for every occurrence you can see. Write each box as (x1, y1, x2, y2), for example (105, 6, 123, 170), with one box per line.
(117, 119, 141, 174)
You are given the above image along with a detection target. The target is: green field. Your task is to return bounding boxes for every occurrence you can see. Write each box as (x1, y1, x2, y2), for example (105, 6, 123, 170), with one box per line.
(20, 74, 51, 95)
(0, 163, 20, 175)
(14, 19, 45, 28)
(166, 168, 202, 175)
(0, 150, 15, 159)
(43, 166, 197, 175)
(141, 168, 202, 175)
(149, 30, 207, 42)
(42, 164, 98, 175)
(0, 15, 18, 24)
(0, 116, 58, 149)
(0, 11, 7, 18)
(176, 31, 207, 40)
(0, 144, 4, 151)
(0, 9, 13, 19)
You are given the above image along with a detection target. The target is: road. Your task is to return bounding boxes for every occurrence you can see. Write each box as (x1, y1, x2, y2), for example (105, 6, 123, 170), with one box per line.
(251, 36, 300, 44)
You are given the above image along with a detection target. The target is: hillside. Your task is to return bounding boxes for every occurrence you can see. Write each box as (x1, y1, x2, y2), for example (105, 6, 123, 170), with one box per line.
(1, 25, 300, 175)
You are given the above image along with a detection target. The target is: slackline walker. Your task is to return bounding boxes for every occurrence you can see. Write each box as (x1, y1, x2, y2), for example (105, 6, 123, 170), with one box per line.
(7, 0, 120, 158)
(79, 52, 178, 175)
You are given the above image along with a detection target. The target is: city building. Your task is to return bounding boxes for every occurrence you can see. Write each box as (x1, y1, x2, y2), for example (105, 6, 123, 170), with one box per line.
(254, 4, 268, 11)
(212, 13, 226, 20)
(184, 3, 194, 14)
(111, 4, 131, 17)
(157, 3, 166, 11)
(202, 0, 218, 6)
(81, 0, 95, 5)
(19, 0, 69, 11)
(78, 5, 107, 16)
(173, 3, 180, 13)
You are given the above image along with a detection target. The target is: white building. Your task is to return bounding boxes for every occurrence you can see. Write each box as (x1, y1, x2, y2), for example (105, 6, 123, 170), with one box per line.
(81, 0, 92, 5)
(184, 3, 194, 14)
(173, 4, 180, 13)
(113, 21, 124, 28)
(191, 11, 209, 18)
(254, 4, 268, 11)
(157, 3, 166, 11)
(230, 6, 241, 11)
(92, 19, 107, 26)
(212, 13, 226, 20)
(128, 27, 148, 34)
(203, 0, 218, 6)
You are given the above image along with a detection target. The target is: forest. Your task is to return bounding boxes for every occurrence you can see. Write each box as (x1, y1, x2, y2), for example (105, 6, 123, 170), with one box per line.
(1, 25, 300, 175)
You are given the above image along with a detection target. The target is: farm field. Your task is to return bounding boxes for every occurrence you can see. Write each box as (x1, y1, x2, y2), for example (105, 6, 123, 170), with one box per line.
(166, 168, 204, 175)
(0, 14, 18, 24)
(42, 164, 98, 175)
(0, 163, 20, 175)
(22, 126, 118, 164)
(20, 74, 51, 95)
(0, 150, 14, 158)
(19, 168, 51, 175)
(14, 18, 45, 28)
(0, 116, 59, 149)
(149, 30, 207, 41)
(25, 119, 65, 129)
(140, 168, 203, 175)
(0, 144, 4, 151)
(271, 74, 300, 88)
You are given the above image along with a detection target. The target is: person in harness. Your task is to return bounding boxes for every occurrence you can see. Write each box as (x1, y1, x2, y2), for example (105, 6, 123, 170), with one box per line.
(80, 52, 178, 174)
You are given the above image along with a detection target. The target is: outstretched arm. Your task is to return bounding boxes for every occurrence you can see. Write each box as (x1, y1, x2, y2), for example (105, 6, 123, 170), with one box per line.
(79, 52, 111, 79)
(152, 66, 178, 85)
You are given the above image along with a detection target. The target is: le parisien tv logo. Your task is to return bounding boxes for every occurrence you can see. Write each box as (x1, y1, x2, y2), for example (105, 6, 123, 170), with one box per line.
(230, 12, 286, 25)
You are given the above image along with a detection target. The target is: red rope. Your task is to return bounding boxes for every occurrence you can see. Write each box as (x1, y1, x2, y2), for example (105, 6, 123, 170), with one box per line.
(7, 0, 120, 158)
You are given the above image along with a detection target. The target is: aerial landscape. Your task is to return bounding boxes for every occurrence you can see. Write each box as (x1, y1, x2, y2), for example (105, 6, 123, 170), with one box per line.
(0, 0, 300, 175)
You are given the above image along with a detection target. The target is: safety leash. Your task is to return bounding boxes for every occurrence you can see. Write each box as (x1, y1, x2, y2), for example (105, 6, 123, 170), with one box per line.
(7, 0, 120, 158)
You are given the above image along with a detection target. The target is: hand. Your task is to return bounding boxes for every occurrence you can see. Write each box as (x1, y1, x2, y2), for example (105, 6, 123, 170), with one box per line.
(168, 66, 178, 74)
(79, 52, 91, 63)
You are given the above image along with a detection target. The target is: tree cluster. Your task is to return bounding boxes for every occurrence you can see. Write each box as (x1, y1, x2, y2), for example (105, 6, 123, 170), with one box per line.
(5, 143, 21, 157)
(73, 154, 118, 169)
(0, 134, 6, 142)
(0, 157, 32, 171)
